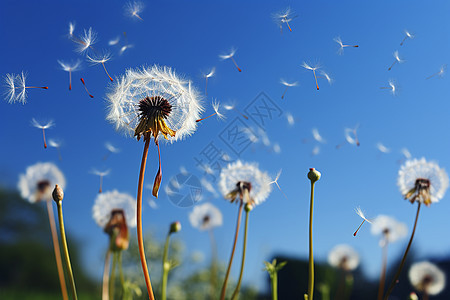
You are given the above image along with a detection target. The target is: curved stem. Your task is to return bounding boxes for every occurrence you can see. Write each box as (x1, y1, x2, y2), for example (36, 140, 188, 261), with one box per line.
(136, 138, 155, 300)
(46, 200, 69, 300)
(161, 233, 171, 300)
(110, 252, 117, 300)
(231, 209, 250, 300)
(383, 203, 421, 300)
(308, 181, 315, 300)
(377, 241, 388, 300)
(220, 202, 244, 300)
(56, 200, 78, 300)
(102, 249, 111, 300)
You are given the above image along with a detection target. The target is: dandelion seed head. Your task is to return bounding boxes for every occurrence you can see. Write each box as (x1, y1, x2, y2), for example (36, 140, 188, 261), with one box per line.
(92, 190, 137, 228)
(302, 62, 319, 71)
(405, 30, 414, 39)
(31, 118, 54, 129)
(398, 158, 449, 205)
(200, 177, 218, 197)
(48, 139, 61, 148)
(119, 44, 134, 55)
(371, 215, 407, 245)
(18, 162, 66, 203)
(273, 143, 281, 153)
(68, 22, 75, 36)
(328, 244, 359, 271)
(393, 50, 404, 63)
(312, 145, 320, 156)
(189, 202, 223, 231)
(106, 65, 203, 143)
(147, 198, 158, 209)
(219, 160, 272, 206)
(320, 71, 333, 84)
(409, 261, 445, 295)
(345, 128, 357, 145)
(401, 148, 412, 159)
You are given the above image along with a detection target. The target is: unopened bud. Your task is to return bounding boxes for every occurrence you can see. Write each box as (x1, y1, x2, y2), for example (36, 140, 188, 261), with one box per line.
(244, 203, 253, 212)
(169, 221, 181, 234)
(52, 184, 64, 202)
(307, 168, 321, 183)
(409, 292, 418, 300)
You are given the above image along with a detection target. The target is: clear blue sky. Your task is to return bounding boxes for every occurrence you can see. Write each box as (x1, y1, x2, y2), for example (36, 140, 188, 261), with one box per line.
(2, 0, 450, 292)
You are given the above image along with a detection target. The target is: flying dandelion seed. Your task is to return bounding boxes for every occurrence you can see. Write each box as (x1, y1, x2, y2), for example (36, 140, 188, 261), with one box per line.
(147, 198, 158, 209)
(337, 124, 360, 148)
(219, 48, 242, 72)
(80, 78, 94, 98)
(302, 62, 320, 90)
(87, 52, 114, 82)
(380, 79, 397, 95)
(334, 36, 359, 55)
(91, 169, 111, 193)
(426, 64, 447, 80)
(203, 67, 215, 96)
(31, 118, 54, 149)
(312, 145, 320, 156)
(119, 44, 134, 55)
(3, 72, 48, 104)
(312, 128, 326, 143)
(269, 169, 288, 200)
(58, 59, 82, 90)
(273, 143, 281, 154)
(388, 50, 404, 71)
(72, 27, 97, 55)
(196, 99, 225, 122)
(401, 148, 412, 160)
(108, 36, 120, 46)
(68, 22, 75, 37)
(280, 79, 298, 99)
(223, 102, 249, 119)
(272, 7, 297, 33)
(319, 71, 333, 85)
(376, 142, 390, 154)
(125, 1, 145, 21)
(353, 206, 372, 236)
(103, 142, 120, 160)
(286, 112, 295, 126)
(48, 139, 63, 161)
(400, 30, 414, 46)
(201, 177, 219, 198)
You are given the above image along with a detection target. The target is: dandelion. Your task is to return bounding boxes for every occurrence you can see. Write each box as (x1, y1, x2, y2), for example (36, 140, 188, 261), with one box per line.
(104, 142, 120, 160)
(302, 62, 320, 90)
(80, 78, 94, 98)
(280, 79, 298, 99)
(31, 118, 54, 149)
(125, 1, 145, 21)
(312, 128, 326, 144)
(388, 50, 404, 71)
(376, 142, 390, 154)
(426, 64, 447, 80)
(219, 160, 272, 300)
(328, 244, 359, 272)
(203, 67, 215, 95)
(48, 139, 63, 161)
(106, 65, 202, 300)
(307, 168, 321, 300)
(58, 59, 82, 90)
(72, 27, 97, 55)
(384, 158, 448, 299)
(219, 48, 242, 72)
(87, 52, 114, 82)
(400, 30, 414, 46)
(353, 206, 372, 236)
(196, 99, 225, 122)
(263, 259, 287, 300)
(3, 72, 48, 104)
(272, 7, 296, 33)
(91, 169, 111, 193)
(269, 169, 288, 200)
(409, 262, 445, 298)
(223, 102, 249, 119)
(371, 215, 408, 300)
(334, 37, 359, 55)
(380, 79, 397, 95)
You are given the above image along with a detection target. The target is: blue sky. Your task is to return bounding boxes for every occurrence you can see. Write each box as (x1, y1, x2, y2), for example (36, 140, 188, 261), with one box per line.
(2, 0, 450, 292)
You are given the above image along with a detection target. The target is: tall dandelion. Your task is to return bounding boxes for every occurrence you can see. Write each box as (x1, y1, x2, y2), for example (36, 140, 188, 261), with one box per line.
(106, 65, 203, 300)
(384, 158, 449, 299)
(409, 261, 445, 299)
(328, 244, 359, 300)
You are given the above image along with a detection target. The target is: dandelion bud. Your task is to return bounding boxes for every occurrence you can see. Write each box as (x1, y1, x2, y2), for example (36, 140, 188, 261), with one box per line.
(409, 292, 418, 300)
(169, 221, 181, 234)
(307, 168, 321, 183)
(244, 203, 253, 212)
(52, 184, 64, 202)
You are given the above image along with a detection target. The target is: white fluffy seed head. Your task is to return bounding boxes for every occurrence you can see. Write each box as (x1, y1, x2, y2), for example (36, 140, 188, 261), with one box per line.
(92, 190, 137, 229)
(409, 261, 445, 295)
(189, 202, 223, 231)
(371, 215, 407, 245)
(328, 244, 360, 271)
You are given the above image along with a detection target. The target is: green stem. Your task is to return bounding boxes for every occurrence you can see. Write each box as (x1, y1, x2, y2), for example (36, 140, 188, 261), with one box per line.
(118, 251, 125, 297)
(220, 202, 244, 300)
(231, 209, 250, 300)
(308, 181, 315, 300)
(271, 272, 278, 300)
(161, 233, 171, 300)
(377, 241, 388, 300)
(110, 251, 117, 300)
(56, 200, 78, 300)
(102, 249, 111, 300)
(383, 203, 421, 300)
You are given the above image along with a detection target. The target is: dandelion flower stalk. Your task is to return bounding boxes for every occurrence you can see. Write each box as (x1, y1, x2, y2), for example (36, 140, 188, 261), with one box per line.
(307, 168, 321, 300)
(45, 199, 69, 300)
(52, 185, 78, 300)
(220, 201, 244, 300)
(161, 222, 181, 300)
(102, 249, 111, 300)
(264, 260, 286, 300)
(377, 239, 388, 300)
(383, 203, 421, 300)
(231, 203, 252, 300)
(110, 251, 117, 300)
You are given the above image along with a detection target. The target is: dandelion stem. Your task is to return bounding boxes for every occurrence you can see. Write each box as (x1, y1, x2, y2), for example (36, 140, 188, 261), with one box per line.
(308, 179, 316, 300)
(230, 57, 242, 72)
(42, 128, 47, 149)
(383, 202, 422, 300)
(377, 241, 388, 300)
(231, 208, 250, 300)
(209, 229, 218, 300)
(271, 270, 278, 300)
(46, 200, 69, 300)
(136, 137, 155, 300)
(118, 251, 125, 296)
(110, 251, 117, 300)
(102, 249, 111, 300)
(220, 202, 244, 300)
(102, 62, 114, 82)
(161, 232, 171, 300)
(56, 199, 78, 300)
